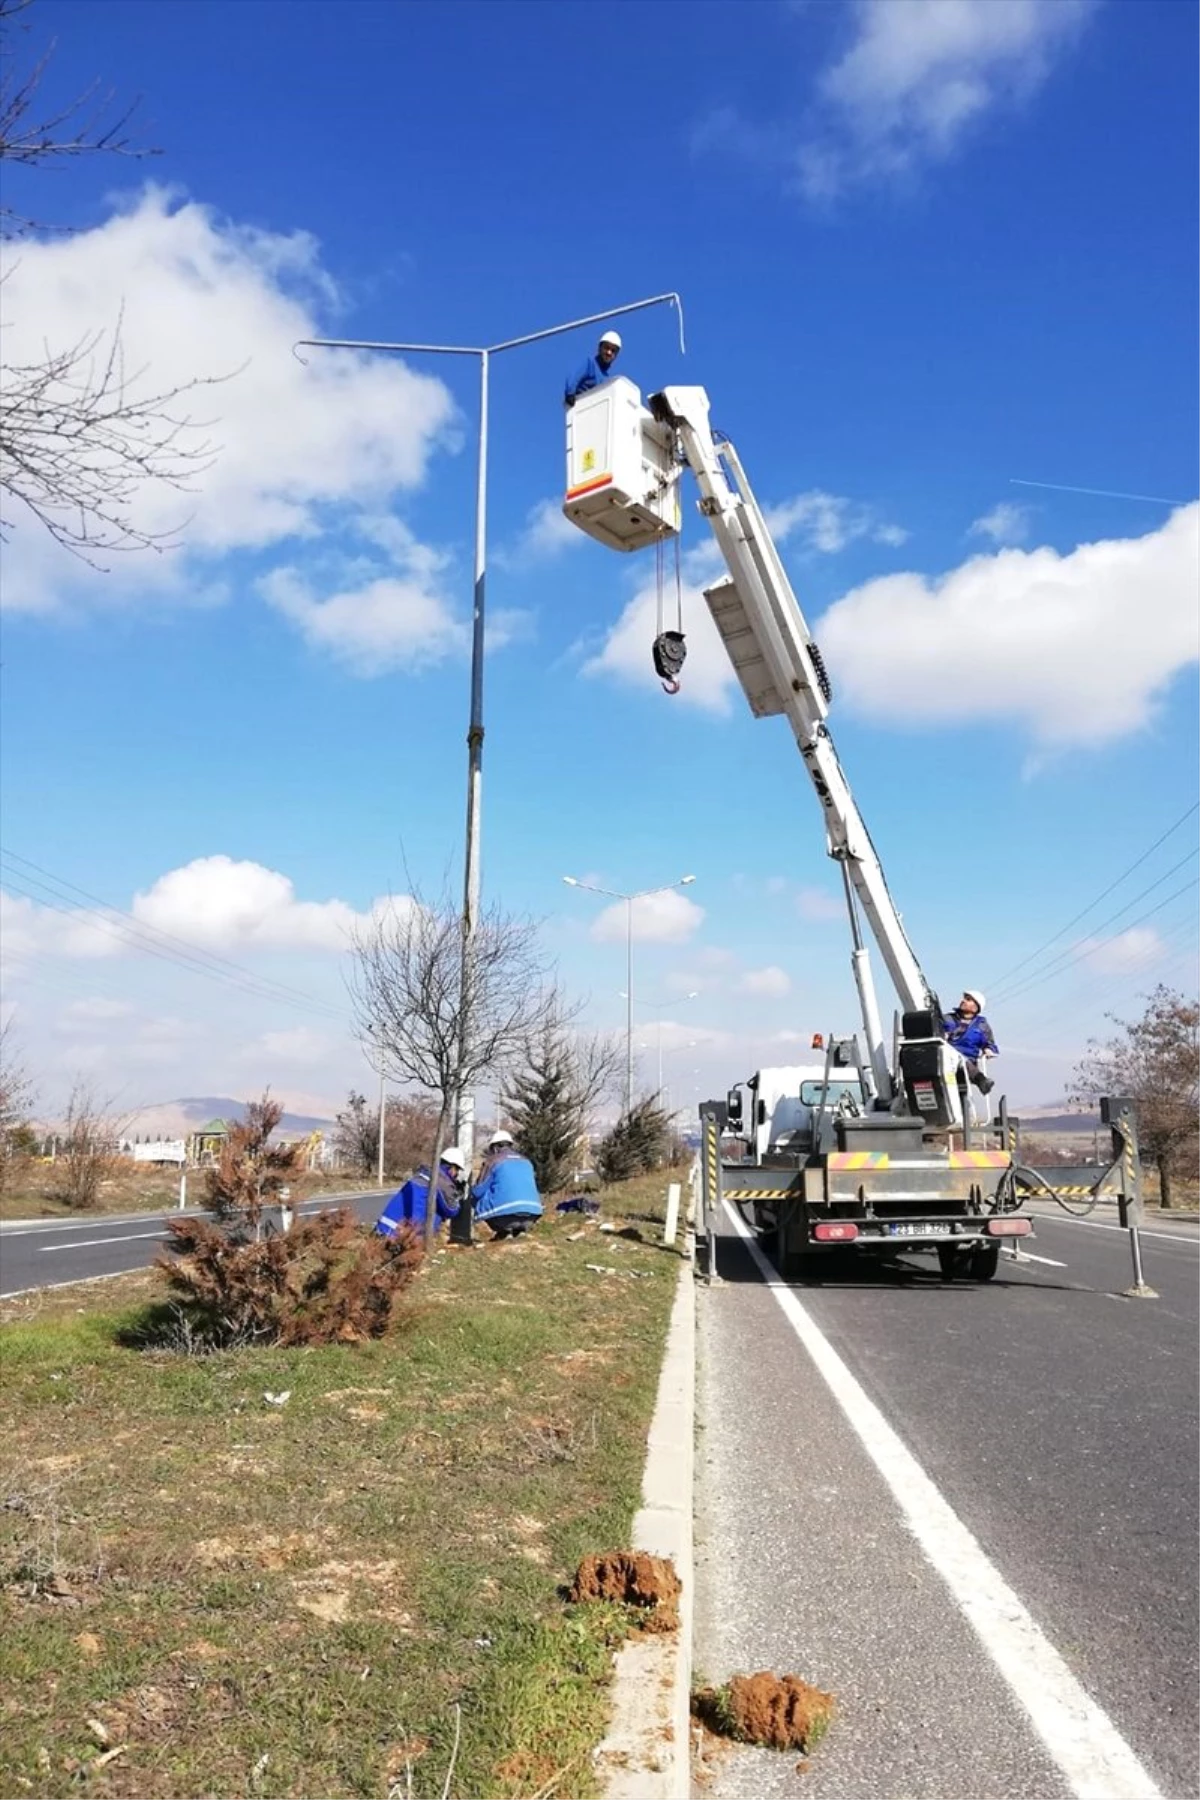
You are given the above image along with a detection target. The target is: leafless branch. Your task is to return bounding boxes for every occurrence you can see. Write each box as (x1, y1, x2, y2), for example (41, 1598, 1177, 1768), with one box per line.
(0, 308, 224, 562)
(0, 0, 156, 239)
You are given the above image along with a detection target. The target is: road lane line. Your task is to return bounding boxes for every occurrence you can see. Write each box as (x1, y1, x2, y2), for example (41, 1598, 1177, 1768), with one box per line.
(1009, 1249, 1068, 1267)
(721, 1200, 1164, 1800)
(38, 1231, 167, 1252)
(1035, 1215, 1198, 1247)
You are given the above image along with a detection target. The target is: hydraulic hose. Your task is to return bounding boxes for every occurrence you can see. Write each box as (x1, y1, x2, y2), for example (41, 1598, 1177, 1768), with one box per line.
(995, 1161, 1101, 1219)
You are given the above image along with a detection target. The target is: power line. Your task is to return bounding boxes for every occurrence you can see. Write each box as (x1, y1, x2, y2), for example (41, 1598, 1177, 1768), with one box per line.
(997, 876, 1199, 1009)
(2, 849, 338, 1013)
(1, 855, 348, 1024)
(987, 802, 1199, 990)
(1010, 478, 1189, 506)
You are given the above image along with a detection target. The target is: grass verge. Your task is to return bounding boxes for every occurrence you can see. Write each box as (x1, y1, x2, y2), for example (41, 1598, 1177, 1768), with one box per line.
(0, 1171, 685, 1799)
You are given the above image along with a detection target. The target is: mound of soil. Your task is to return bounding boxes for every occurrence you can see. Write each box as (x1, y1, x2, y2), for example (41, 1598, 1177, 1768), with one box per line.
(694, 1672, 834, 1751)
(569, 1550, 681, 1633)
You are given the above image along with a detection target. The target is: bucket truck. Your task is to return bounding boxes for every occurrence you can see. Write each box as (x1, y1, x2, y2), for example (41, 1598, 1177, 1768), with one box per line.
(563, 377, 1029, 1277)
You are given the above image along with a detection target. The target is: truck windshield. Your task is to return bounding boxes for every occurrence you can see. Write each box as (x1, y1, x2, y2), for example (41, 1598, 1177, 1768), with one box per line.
(799, 1079, 863, 1108)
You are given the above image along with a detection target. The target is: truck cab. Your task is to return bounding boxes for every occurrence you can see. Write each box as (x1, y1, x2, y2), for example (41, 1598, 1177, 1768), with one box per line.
(727, 1063, 867, 1164)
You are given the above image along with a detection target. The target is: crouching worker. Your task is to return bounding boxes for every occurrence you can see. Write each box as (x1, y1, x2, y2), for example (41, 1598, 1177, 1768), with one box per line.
(472, 1130, 543, 1240)
(375, 1146, 467, 1239)
(942, 989, 999, 1095)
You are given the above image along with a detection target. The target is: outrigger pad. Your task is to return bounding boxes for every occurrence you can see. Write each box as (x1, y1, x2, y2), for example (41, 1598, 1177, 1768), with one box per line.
(652, 630, 687, 684)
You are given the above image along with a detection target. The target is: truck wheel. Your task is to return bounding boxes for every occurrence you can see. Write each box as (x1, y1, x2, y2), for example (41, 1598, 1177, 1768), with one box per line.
(968, 1242, 1001, 1282)
(937, 1243, 963, 1281)
(774, 1219, 822, 1283)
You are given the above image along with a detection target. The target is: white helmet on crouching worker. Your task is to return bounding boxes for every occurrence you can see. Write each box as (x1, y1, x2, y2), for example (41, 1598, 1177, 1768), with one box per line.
(598, 330, 622, 352)
(962, 990, 986, 1012)
(488, 1130, 515, 1149)
(440, 1146, 467, 1172)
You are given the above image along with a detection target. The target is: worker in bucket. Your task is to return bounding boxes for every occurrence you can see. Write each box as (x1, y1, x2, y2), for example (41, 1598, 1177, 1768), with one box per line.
(564, 330, 621, 408)
(374, 1147, 466, 1239)
(942, 990, 999, 1095)
(471, 1130, 544, 1239)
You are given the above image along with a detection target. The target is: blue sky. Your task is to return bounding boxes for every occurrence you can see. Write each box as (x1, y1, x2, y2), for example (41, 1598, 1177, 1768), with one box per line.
(2, 0, 1197, 1122)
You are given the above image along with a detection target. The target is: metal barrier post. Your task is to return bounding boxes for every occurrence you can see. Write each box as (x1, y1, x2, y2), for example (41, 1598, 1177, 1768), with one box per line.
(1102, 1097, 1157, 1300)
(698, 1110, 722, 1285)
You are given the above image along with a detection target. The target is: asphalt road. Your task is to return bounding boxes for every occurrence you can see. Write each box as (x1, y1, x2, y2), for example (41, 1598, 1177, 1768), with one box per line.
(693, 1206, 1199, 1800)
(0, 1191, 385, 1296)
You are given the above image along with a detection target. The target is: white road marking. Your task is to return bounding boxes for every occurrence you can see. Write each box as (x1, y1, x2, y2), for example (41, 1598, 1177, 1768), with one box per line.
(722, 1200, 1165, 1800)
(1009, 1249, 1068, 1267)
(0, 1268, 147, 1301)
(38, 1231, 167, 1252)
(1036, 1215, 1198, 1248)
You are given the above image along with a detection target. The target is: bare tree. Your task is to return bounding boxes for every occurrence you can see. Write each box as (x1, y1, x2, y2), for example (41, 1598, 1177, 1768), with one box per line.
(49, 1080, 124, 1210)
(1068, 985, 1199, 1210)
(333, 1089, 440, 1181)
(0, 1018, 36, 1198)
(0, 0, 220, 562)
(350, 891, 557, 1241)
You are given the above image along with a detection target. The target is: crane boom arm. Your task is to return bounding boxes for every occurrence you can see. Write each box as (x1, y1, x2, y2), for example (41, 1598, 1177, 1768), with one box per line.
(651, 385, 931, 1021)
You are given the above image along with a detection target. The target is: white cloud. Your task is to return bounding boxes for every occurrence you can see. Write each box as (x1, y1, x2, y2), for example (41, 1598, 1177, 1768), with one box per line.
(797, 886, 844, 922)
(3, 856, 401, 966)
(740, 965, 792, 999)
(61, 997, 136, 1025)
(1076, 928, 1165, 975)
(250, 1027, 332, 1065)
(590, 890, 706, 946)
(132, 856, 394, 952)
(498, 498, 580, 568)
(798, 0, 1094, 198)
(970, 502, 1031, 545)
(2, 187, 457, 625)
(259, 562, 465, 676)
(767, 490, 907, 554)
(582, 491, 903, 711)
(581, 558, 736, 713)
(818, 504, 1200, 748)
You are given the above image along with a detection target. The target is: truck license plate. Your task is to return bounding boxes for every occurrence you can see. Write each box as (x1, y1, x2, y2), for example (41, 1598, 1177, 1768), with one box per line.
(888, 1221, 951, 1237)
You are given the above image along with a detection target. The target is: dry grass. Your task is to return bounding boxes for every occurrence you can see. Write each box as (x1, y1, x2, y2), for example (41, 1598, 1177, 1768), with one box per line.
(0, 1170, 686, 1798)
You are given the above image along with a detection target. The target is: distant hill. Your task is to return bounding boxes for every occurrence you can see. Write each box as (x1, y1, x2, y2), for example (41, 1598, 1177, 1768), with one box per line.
(1020, 1108, 1101, 1134)
(119, 1097, 335, 1139)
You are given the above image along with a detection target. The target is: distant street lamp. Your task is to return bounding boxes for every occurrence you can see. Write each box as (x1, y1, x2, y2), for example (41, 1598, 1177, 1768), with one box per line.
(562, 875, 697, 1112)
(621, 989, 698, 1098)
(298, 294, 683, 1160)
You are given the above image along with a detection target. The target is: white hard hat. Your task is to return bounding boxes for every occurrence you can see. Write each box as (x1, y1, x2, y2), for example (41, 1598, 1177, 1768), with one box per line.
(598, 330, 622, 350)
(963, 990, 986, 1011)
(440, 1146, 467, 1171)
(488, 1129, 515, 1148)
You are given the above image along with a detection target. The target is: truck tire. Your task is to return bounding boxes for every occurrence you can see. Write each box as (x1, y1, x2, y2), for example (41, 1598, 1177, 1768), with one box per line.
(968, 1241, 1001, 1282)
(775, 1217, 822, 1283)
(936, 1243, 962, 1280)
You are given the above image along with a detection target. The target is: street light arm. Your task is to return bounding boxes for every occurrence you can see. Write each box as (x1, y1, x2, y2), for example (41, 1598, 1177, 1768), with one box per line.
(489, 292, 686, 356)
(293, 337, 485, 358)
(294, 293, 686, 367)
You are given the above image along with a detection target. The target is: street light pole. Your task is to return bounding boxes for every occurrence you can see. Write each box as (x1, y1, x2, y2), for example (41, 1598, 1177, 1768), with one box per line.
(297, 294, 684, 1162)
(619, 989, 699, 1101)
(563, 875, 697, 1115)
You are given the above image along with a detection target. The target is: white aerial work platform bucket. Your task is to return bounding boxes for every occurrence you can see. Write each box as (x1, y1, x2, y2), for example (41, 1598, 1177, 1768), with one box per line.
(563, 376, 682, 552)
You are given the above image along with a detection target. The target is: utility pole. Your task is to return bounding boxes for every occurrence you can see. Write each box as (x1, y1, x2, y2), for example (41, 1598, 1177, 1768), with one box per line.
(298, 294, 684, 1162)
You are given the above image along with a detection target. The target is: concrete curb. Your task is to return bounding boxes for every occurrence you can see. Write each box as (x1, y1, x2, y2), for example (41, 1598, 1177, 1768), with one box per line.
(595, 1258, 695, 1800)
